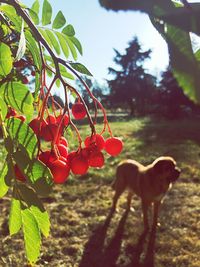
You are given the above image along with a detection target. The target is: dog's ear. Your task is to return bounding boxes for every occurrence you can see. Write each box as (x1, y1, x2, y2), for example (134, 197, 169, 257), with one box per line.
(153, 160, 166, 173)
(154, 159, 175, 174)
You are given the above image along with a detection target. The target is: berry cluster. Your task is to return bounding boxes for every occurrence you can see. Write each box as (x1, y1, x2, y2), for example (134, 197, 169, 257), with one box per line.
(9, 60, 123, 185)
(7, 101, 123, 184)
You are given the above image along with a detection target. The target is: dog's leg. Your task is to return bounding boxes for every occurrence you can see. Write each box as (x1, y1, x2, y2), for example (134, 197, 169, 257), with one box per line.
(126, 191, 133, 211)
(152, 201, 161, 229)
(142, 201, 150, 230)
(111, 189, 123, 212)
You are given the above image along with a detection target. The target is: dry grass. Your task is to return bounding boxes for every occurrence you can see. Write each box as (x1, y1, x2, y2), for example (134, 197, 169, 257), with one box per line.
(0, 116, 200, 266)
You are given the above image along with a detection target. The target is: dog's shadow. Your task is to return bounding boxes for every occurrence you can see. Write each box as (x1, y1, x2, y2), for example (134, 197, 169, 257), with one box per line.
(125, 226, 157, 267)
(79, 209, 157, 267)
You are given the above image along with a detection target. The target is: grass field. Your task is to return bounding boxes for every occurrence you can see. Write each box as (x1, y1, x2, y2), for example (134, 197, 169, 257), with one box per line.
(0, 116, 200, 266)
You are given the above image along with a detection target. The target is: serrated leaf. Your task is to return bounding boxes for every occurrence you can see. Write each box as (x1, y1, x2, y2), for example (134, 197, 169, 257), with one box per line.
(28, 9, 39, 25)
(21, 208, 41, 264)
(7, 118, 38, 159)
(9, 198, 22, 235)
(55, 32, 69, 59)
(0, 96, 8, 120)
(42, 0, 52, 26)
(65, 36, 77, 60)
(45, 29, 61, 55)
(69, 62, 93, 76)
(0, 163, 9, 198)
(62, 24, 75, 37)
(0, 82, 34, 121)
(15, 21, 26, 62)
(38, 28, 53, 48)
(30, 206, 50, 237)
(0, 43, 13, 77)
(31, 0, 40, 14)
(13, 149, 53, 185)
(70, 36, 83, 55)
(52, 11, 66, 29)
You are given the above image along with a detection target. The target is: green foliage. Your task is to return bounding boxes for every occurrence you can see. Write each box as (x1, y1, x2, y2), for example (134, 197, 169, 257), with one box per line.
(0, 82, 34, 122)
(99, 0, 200, 103)
(0, 43, 13, 78)
(0, 0, 95, 263)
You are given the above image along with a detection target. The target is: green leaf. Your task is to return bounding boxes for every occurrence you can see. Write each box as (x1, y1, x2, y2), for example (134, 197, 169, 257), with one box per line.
(21, 208, 41, 264)
(69, 62, 93, 76)
(152, 16, 200, 103)
(42, 0, 52, 26)
(56, 78, 60, 88)
(30, 206, 50, 237)
(13, 149, 53, 185)
(55, 32, 69, 59)
(0, 163, 9, 198)
(6, 118, 38, 159)
(52, 11, 66, 29)
(28, 9, 39, 25)
(38, 28, 53, 48)
(65, 36, 77, 60)
(70, 36, 83, 55)
(25, 31, 42, 71)
(59, 64, 74, 80)
(0, 5, 22, 31)
(62, 24, 75, 36)
(45, 29, 61, 55)
(31, 0, 40, 14)
(17, 183, 51, 236)
(9, 198, 22, 235)
(0, 43, 13, 77)
(0, 82, 34, 122)
(0, 96, 8, 120)
(15, 21, 26, 62)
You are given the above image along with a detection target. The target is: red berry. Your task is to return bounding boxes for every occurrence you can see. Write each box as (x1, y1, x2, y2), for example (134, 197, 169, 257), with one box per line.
(57, 144, 68, 159)
(72, 102, 86, 120)
(49, 159, 70, 184)
(84, 134, 105, 150)
(14, 164, 26, 182)
(105, 137, 123, 156)
(88, 151, 104, 168)
(16, 115, 26, 122)
(39, 151, 56, 165)
(29, 118, 47, 136)
(46, 114, 57, 125)
(56, 114, 69, 126)
(6, 107, 17, 119)
(13, 59, 26, 68)
(41, 124, 60, 142)
(22, 77, 29, 84)
(58, 137, 68, 147)
(67, 151, 77, 163)
(70, 155, 89, 175)
(31, 70, 36, 76)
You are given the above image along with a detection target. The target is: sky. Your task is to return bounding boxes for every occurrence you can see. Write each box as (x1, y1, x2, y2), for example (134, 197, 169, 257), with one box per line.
(22, 0, 169, 84)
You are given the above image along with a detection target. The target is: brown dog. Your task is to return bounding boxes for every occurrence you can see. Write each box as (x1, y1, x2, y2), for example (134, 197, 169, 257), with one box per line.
(111, 156, 181, 230)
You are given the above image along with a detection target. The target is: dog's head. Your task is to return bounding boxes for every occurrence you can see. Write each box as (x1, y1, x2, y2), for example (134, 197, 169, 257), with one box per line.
(152, 156, 181, 183)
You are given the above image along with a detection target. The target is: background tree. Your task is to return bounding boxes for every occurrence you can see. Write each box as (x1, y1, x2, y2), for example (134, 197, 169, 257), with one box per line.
(107, 37, 156, 115)
(99, 0, 200, 105)
(155, 68, 200, 119)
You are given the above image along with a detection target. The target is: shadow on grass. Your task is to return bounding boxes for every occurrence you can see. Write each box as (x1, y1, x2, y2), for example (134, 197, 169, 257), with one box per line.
(79, 208, 158, 267)
(79, 209, 129, 267)
(135, 117, 200, 148)
(125, 227, 157, 267)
